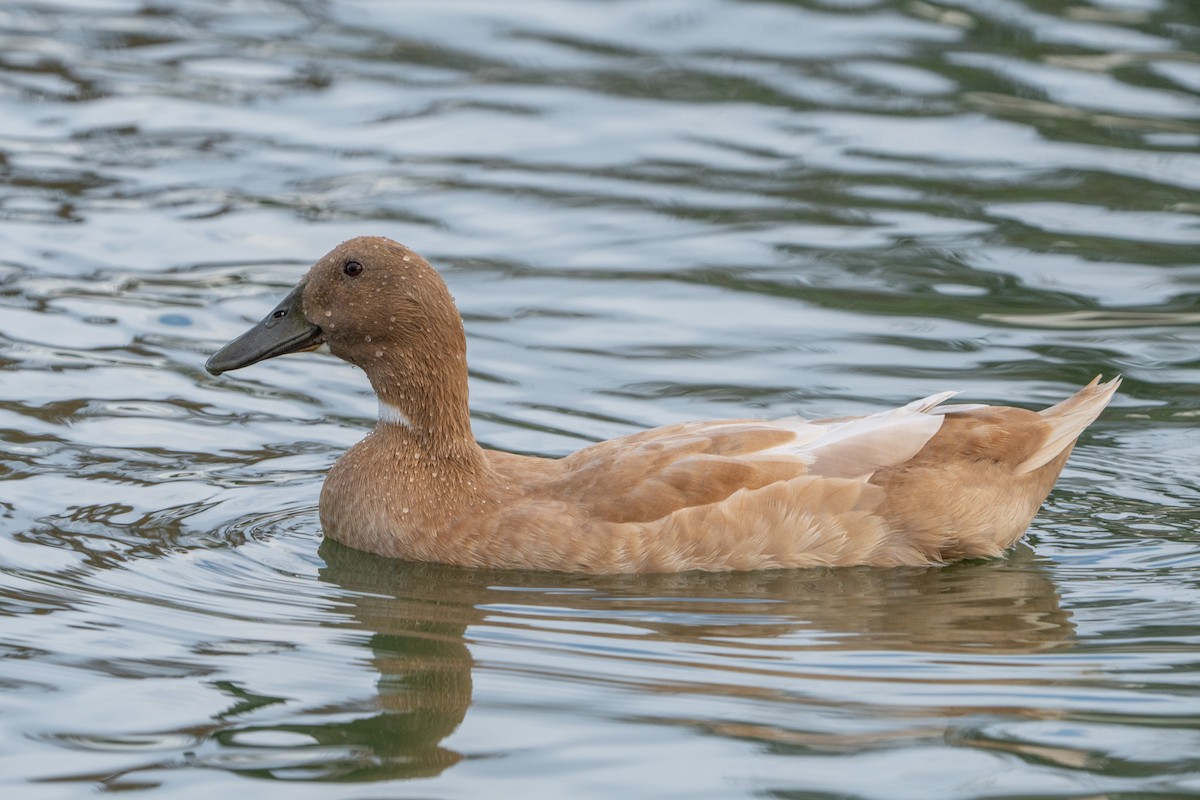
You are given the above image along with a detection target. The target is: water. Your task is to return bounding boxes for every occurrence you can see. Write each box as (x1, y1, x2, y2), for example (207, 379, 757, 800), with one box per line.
(1, 0, 1199, 796)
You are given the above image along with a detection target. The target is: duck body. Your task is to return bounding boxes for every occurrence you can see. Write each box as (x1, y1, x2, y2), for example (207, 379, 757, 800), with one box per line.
(207, 237, 1119, 573)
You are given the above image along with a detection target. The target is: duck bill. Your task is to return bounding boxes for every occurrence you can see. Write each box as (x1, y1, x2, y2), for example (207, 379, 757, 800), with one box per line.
(206, 284, 324, 375)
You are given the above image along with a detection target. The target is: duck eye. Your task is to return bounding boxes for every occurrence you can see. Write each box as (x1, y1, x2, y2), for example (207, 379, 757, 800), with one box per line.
(344, 260, 364, 277)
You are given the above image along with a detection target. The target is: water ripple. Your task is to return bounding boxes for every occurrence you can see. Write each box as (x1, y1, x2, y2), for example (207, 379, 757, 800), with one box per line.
(2, 0, 1200, 797)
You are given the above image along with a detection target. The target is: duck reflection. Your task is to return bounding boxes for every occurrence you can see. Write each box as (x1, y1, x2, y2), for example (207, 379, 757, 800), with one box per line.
(305, 541, 1073, 781)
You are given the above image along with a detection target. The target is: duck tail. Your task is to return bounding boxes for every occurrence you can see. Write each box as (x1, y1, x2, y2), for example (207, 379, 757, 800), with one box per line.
(1015, 375, 1121, 474)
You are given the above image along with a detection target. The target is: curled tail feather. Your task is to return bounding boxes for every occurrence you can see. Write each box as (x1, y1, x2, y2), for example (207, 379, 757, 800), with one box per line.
(1016, 375, 1121, 474)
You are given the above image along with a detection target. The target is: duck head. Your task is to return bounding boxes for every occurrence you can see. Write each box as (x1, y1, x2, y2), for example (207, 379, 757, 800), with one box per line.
(206, 236, 472, 439)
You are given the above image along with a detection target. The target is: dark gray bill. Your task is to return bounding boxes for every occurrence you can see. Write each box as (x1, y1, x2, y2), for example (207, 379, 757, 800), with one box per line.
(206, 284, 324, 375)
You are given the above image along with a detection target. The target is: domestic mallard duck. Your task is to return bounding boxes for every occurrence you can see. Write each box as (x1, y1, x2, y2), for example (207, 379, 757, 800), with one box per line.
(207, 236, 1119, 573)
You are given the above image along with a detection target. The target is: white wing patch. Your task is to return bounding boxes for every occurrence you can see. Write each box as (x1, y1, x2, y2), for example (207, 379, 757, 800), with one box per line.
(736, 391, 968, 479)
(903, 390, 960, 412)
(932, 404, 988, 414)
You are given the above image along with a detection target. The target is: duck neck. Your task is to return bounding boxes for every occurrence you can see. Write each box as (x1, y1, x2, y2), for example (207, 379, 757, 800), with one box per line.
(367, 347, 480, 461)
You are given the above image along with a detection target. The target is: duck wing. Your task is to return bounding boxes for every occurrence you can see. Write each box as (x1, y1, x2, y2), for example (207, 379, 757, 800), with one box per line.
(551, 392, 956, 525)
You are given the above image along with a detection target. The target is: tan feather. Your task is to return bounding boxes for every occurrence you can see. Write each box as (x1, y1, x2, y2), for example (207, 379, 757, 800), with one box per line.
(1017, 376, 1122, 473)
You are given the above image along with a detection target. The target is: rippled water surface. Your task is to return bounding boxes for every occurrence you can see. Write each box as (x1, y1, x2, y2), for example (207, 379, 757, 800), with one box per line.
(2, 0, 1199, 796)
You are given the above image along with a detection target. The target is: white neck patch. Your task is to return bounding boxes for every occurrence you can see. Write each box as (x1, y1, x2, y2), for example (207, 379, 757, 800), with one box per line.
(378, 399, 415, 429)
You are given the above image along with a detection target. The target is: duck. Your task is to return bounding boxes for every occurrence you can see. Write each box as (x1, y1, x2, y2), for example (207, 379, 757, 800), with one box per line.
(206, 236, 1120, 573)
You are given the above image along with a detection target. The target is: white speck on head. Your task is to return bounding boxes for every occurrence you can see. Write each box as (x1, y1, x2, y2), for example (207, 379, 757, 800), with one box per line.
(325, 310, 332, 317)
(378, 399, 414, 428)
(365, 335, 372, 343)
(375, 350, 383, 357)
(402, 507, 410, 514)
(389, 316, 395, 323)
(403, 255, 411, 262)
